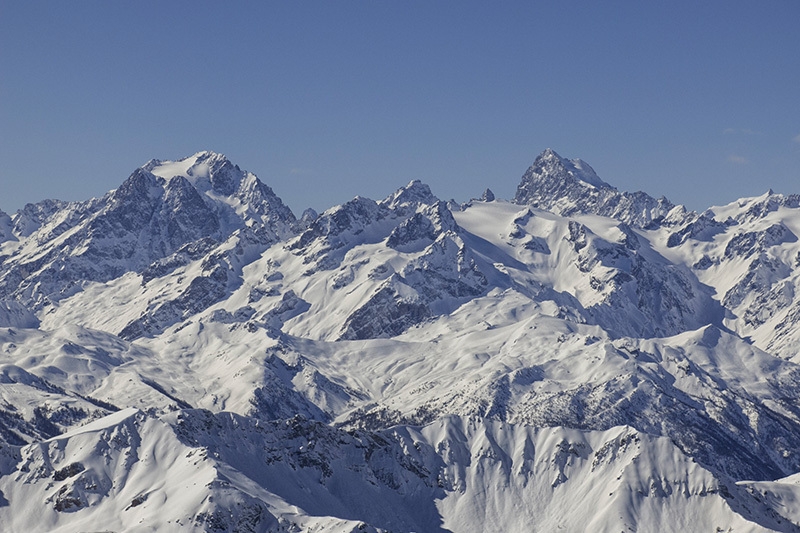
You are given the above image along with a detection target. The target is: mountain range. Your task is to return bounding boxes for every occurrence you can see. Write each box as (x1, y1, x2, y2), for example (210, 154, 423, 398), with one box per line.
(2, 149, 800, 531)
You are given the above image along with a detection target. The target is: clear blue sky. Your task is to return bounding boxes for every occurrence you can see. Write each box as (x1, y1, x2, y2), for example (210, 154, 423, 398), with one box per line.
(1, 1, 798, 216)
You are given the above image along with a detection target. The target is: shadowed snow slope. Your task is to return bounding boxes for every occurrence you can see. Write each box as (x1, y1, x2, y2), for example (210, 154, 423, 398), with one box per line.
(3, 150, 800, 530)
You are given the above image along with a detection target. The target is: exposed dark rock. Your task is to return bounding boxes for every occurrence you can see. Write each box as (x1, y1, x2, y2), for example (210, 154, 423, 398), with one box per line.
(515, 148, 675, 228)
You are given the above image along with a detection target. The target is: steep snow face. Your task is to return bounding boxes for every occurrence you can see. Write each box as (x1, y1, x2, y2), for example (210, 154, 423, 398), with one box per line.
(0, 409, 786, 533)
(511, 151, 800, 363)
(654, 191, 800, 361)
(423, 418, 784, 533)
(326, 318, 800, 481)
(7, 150, 800, 530)
(451, 201, 721, 339)
(514, 148, 675, 228)
(0, 409, 285, 533)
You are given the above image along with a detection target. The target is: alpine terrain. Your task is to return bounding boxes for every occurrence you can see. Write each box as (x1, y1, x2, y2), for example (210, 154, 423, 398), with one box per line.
(3, 148, 800, 532)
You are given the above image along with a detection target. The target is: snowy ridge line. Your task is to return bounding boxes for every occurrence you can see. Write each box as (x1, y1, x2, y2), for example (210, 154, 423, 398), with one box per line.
(2, 149, 800, 530)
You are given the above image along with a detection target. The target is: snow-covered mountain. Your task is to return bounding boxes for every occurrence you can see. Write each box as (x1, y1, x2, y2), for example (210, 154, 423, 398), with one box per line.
(0, 151, 296, 311)
(514, 148, 677, 227)
(2, 149, 800, 531)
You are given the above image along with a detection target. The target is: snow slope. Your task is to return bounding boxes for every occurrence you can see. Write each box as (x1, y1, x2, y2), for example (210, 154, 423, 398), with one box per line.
(2, 150, 800, 530)
(0, 409, 788, 532)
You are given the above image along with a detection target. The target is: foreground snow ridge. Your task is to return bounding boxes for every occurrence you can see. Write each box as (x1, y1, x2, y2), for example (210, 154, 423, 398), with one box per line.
(2, 149, 800, 531)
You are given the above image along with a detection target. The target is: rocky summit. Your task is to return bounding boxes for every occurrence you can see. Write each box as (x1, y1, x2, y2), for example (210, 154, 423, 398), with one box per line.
(2, 150, 800, 532)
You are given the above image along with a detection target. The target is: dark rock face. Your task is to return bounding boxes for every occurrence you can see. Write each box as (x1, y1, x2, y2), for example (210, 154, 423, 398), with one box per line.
(120, 263, 230, 341)
(0, 153, 296, 309)
(387, 212, 437, 250)
(291, 196, 388, 252)
(342, 227, 489, 340)
(159, 176, 220, 250)
(666, 214, 727, 248)
(12, 199, 72, 238)
(401, 233, 488, 301)
(207, 156, 239, 196)
(387, 201, 457, 251)
(723, 254, 790, 309)
(380, 179, 438, 214)
(141, 237, 219, 284)
(724, 223, 796, 259)
(53, 462, 85, 482)
(99, 169, 163, 235)
(340, 282, 431, 340)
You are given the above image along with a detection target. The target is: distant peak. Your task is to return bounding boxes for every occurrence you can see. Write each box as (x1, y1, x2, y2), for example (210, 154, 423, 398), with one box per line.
(381, 179, 438, 210)
(529, 149, 611, 190)
(403, 179, 428, 191)
(193, 150, 221, 158)
(514, 149, 673, 227)
(141, 151, 246, 197)
(145, 150, 230, 171)
(191, 150, 230, 164)
(540, 147, 562, 159)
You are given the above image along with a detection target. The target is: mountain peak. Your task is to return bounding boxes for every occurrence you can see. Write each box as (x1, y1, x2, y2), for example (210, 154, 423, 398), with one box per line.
(380, 179, 438, 211)
(527, 148, 613, 191)
(536, 147, 562, 165)
(514, 149, 673, 227)
(142, 151, 244, 196)
(193, 149, 226, 160)
(539, 146, 560, 159)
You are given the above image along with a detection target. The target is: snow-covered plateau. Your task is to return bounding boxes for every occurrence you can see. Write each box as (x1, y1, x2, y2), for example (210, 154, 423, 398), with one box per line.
(2, 149, 800, 531)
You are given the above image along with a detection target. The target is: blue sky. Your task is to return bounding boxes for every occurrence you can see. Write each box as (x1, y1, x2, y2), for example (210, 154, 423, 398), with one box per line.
(1, 1, 798, 215)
